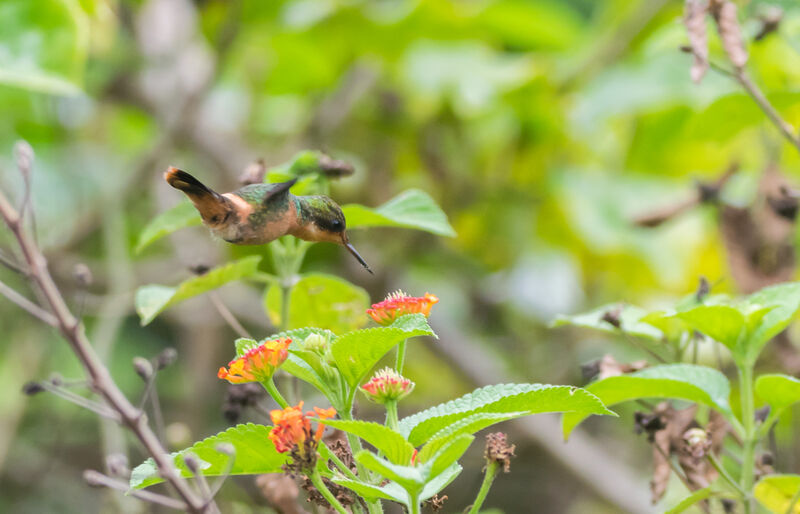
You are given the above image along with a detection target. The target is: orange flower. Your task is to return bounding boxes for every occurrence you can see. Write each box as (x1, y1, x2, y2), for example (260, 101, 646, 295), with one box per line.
(217, 338, 291, 384)
(361, 367, 415, 403)
(268, 402, 337, 454)
(367, 291, 439, 326)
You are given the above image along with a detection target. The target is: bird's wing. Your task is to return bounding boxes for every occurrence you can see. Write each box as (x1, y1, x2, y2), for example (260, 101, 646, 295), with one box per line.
(234, 178, 298, 205)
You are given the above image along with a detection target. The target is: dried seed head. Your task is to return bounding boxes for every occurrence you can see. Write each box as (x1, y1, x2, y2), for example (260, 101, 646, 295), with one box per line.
(484, 432, 516, 473)
(22, 381, 45, 395)
(711, 0, 748, 69)
(682, 427, 711, 458)
(684, 0, 709, 83)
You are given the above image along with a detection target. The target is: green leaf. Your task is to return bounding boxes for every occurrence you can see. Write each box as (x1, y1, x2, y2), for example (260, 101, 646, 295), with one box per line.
(342, 189, 455, 237)
(0, 0, 88, 95)
(135, 202, 202, 254)
(281, 353, 327, 394)
(399, 383, 613, 446)
(743, 282, 800, 361)
(330, 477, 406, 503)
(676, 305, 746, 351)
(417, 412, 525, 463)
(551, 303, 663, 340)
(234, 337, 258, 356)
(424, 433, 473, 479)
(664, 487, 714, 514)
(322, 420, 415, 465)
(754, 474, 800, 514)
(330, 314, 436, 389)
(420, 462, 462, 502)
(135, 256, 262, 326)
(562, 364, 732, 439)
(265, 273, 369, 333)
(355, 451, 425, 493)
(756, 374, 800, 418)
(129, 423, 287, 489)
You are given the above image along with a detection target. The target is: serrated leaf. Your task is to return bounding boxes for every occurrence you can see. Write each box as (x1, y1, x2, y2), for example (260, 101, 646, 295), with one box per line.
(265, 273, 369, 333)
(756, 374, 800, 418)
(754, 474, 800, 514)
(418, 412, 524, 463)
(234, 338, 258, 356)
(342, 189, 455, 237)
(552, 303, 663, 340)
(129, 423, 287, 489)
(330, 314, 435, 388)
(420, 463, 461, 502)
(355, 451, 425, 493)
(744, 282, 800, 362)
(135, 201, 202, 254)
(425, 433, 472, 479)
(562, 364, 732, 439)
(322, 420, 415, 465)
(135, 256, 262, 326)
(240, 328, 336, 358)
(399, 383, 613, 446)
(330, 477, 406, 503)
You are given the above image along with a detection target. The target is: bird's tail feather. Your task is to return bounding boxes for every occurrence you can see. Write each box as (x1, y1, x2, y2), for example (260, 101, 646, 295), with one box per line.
(164, 167, 230, 221)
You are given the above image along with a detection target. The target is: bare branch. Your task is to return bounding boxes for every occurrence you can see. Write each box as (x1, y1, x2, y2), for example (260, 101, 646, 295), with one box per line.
(0, 183, 209, 512)
(0, 279, 57, 326)
(209, 291, 252, 339)
(84, 470, 187, 510)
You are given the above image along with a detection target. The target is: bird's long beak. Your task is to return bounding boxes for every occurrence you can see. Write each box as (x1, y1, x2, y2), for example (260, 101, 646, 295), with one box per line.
(342, 233, 373, 274)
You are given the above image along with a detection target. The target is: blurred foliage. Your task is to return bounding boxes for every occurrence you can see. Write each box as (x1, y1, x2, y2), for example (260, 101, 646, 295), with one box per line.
(5, 0, 800, 512)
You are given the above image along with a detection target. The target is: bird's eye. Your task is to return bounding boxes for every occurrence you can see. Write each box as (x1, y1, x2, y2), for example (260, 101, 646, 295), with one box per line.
(331, 219, 342, 228)
(210, 215, 220, 223)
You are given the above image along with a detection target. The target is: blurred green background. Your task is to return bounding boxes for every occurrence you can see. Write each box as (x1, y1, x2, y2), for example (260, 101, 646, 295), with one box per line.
(3, 0, 800, 512)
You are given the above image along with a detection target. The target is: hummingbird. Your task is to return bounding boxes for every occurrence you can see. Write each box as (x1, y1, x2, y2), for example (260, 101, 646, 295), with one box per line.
(164, 167, 373, 273)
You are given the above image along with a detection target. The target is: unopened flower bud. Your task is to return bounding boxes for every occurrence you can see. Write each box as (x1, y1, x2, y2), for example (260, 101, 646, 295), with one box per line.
(361, 368, 414, 404)
(215, 443, 235, 456)
(106, 453, 129, 477)
(133, 357, 153, 380)
(183, 453, 202, 474)
(156, 347, 178, 370)
(73, 263, 93, 288)
(301, 333, 328, 352)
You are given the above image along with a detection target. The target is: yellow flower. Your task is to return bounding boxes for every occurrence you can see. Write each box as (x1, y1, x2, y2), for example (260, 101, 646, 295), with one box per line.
(217, 338, 291, 384)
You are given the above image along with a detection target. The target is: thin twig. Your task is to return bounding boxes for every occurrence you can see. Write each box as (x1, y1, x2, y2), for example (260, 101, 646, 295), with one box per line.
(39, 381, 120, 421)
(0, 187, 208, 512)
(84, 470, 187, 510)
(734, 71, 800, 152)
(208, 291, 252, 339)
(0, 249, 27, 276)
(0, 279, 57, 326)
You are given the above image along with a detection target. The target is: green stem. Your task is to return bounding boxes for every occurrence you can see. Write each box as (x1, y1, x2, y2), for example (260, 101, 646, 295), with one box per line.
(319, 443, 359, 481)
(262, 378, 289, 409)
(395, 339, 407, 374)
(409, 493, 421, 514)
(738, 362, 756, 513)
(385, 400, 399, 432)
(468, 461, 499, 514)
(707, 453, 746, 498)
(309, 468, 349, 514)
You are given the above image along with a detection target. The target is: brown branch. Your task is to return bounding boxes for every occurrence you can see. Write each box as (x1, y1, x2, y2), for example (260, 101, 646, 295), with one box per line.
(84, 470, 187, 510)
(0, 279, 57, 326)
(0, 188, 209, 512)
(734, 71, 800, 152)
